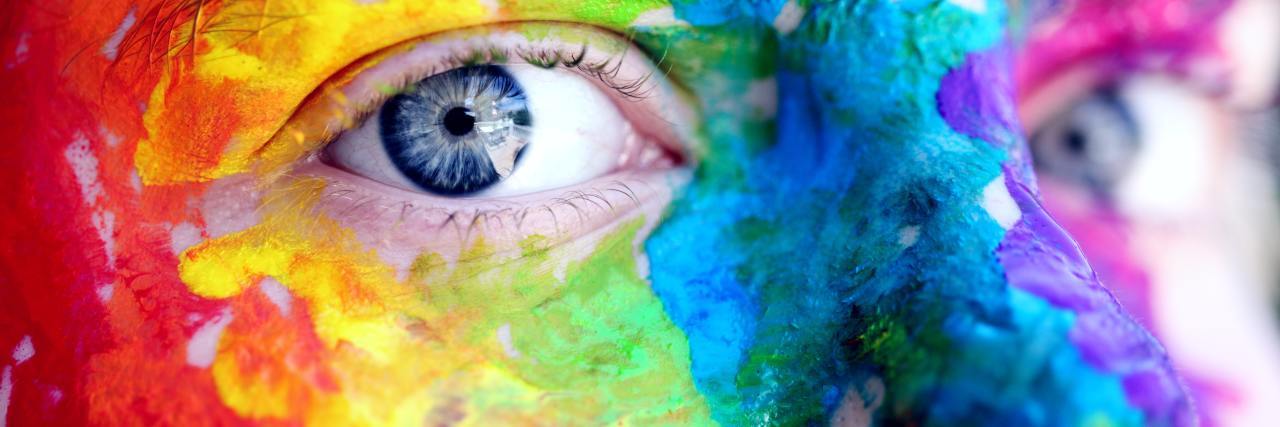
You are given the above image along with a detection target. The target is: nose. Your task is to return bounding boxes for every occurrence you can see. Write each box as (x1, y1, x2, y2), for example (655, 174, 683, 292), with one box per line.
(645, 1, 1192, 425)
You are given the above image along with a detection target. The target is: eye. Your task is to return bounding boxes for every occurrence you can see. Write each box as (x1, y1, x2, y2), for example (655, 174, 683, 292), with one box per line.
(1027, 75, 1225, 216)
(321, 28, 683, 199)
(1029, 86, 1141, 195)
(370, 64, 532, 196)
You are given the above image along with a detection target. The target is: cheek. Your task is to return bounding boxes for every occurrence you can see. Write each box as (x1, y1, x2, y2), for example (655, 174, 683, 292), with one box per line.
(176, 169, 706, 421)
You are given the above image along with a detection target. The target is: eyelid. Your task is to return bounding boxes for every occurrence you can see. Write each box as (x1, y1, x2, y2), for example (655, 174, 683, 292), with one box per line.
(252, 23, 695, 182)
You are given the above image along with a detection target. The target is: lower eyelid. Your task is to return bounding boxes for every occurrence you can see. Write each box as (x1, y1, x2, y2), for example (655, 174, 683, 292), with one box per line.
(293, 157, 688, 257)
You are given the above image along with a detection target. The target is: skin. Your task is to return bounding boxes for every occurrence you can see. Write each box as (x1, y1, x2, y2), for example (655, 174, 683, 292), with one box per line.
(2, 0, 1253, 425)
(1016, 0, 1280, 425)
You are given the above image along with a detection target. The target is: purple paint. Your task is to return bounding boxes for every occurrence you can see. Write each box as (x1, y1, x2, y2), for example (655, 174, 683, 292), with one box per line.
(937, 43, 1020, 148)
(994, 167, 1194, 425)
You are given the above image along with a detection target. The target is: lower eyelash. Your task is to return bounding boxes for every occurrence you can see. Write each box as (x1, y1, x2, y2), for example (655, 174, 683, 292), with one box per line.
(315, 178, 650, 246)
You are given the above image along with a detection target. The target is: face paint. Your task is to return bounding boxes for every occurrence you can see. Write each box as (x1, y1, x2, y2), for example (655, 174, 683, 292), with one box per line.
(1, 0, 1196, 425)
(643, 1, 1188, 424)
(1017, 1, 1280, 425)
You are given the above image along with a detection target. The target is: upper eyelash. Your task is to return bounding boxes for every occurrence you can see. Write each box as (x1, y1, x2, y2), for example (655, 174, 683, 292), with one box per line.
(377, 43, 655, 112)
(327, 43, 661, 146)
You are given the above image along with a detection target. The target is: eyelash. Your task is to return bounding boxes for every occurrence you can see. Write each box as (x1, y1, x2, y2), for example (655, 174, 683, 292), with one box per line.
(336, 43, 660, 132)
(300, 39, 675, 237)
(459, 44, 660, 100)
(317, 176, 649, 240)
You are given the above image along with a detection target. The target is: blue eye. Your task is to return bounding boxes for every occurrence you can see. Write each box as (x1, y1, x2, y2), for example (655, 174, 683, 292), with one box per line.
(378, 65, 533, 195)
(323, 32, 690, 200)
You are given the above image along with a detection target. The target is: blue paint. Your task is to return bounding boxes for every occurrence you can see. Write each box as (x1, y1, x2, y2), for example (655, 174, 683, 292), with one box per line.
(640, 0, 1188, 425)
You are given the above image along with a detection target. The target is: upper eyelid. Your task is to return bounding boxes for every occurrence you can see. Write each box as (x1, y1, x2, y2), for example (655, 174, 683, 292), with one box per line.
(343, 42, 661, 129)
(250, 22, 694, 184)
(291, 24, 666, 138)
(245, 22, 701, 190)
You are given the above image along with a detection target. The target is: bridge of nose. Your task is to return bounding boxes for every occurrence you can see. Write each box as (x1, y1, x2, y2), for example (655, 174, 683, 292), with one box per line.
(644, 1, 1191, 425)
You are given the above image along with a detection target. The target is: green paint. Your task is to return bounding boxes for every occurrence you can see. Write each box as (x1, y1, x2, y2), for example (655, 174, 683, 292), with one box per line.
(407, 218, 715, 425)
(505, 0, 671, 30)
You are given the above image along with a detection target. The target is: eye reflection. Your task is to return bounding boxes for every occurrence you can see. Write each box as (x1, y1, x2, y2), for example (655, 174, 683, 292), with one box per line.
(321, 28, 687, 201)
(380, 64, 533, 195)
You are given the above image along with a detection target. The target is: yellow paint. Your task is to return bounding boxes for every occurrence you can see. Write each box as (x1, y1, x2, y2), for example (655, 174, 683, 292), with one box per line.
(134, 0, 675, 185)
(136, 0, 494, 184)
(178, 176, 712, 424)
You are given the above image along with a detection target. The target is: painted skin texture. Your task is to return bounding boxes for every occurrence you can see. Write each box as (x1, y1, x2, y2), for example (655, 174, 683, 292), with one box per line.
(0, 0, 1192, 426)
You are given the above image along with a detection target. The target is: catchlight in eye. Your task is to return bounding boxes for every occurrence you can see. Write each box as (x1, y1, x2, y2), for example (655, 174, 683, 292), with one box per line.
(321, 26, 688, 201)
(379, 64, 533, 196)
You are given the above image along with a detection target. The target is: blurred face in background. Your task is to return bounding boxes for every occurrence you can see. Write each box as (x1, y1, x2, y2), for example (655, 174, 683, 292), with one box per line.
(1017, 0, 1280, 424)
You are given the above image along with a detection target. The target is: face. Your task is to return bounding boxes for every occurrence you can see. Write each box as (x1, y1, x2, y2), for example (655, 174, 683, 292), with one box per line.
(0, 0, 1246, 425)
(1016, 0, 1280, 425)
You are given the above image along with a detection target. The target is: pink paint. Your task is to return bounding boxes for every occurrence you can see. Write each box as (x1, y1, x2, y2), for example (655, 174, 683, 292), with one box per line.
(1017, 0, 1235, 98)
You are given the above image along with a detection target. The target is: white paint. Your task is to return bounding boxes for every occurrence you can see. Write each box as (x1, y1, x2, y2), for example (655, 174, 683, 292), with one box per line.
(63, 135, 121, 267)
(898, 226, 919, 247)
(630, 7, 691, 27)
(169, 222, 202, 256)
(100, 8, 137, 61)
(496, 323, 520, 358)
(10, 337, 32, 365)
(99, 125, 122, 147)
(981, 175, 1021, 230)
(96, 283, 114, 303)
(128, 169, 143, 194)
(0, 365, 11, 427)
(259, 277, 292, 316)
(831, 376, 885, 427)
(477, 0, 499, 15)
(552, 260, 568, 284)
(746, 78, 778, 119)
(772, 0, 806, 35)
(92, 210, 116, 266)
(6, 32, 28, 69)
(948, 0, 986, 14)
(185, 308, 233, 368)
(64, 133, 103, 206)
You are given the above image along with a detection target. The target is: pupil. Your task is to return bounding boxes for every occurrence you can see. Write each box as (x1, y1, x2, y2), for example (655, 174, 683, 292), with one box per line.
(443, 107, 476, 136)
(1065, 127, 1087, 155)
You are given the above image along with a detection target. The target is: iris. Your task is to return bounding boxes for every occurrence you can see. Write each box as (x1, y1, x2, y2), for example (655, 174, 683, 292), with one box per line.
(379, 65, 533, 195)
(1030, 87, 1140, 193)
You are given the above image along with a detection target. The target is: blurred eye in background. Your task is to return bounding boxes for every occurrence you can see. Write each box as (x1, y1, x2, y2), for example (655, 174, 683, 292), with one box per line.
(1030, 85, 1140, 197)
(1028, 76, 1234, 219)
(1018, 8, 1280, 420)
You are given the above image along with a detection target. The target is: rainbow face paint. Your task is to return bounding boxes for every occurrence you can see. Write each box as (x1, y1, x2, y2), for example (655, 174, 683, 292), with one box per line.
(0, 0, 1207, 425)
